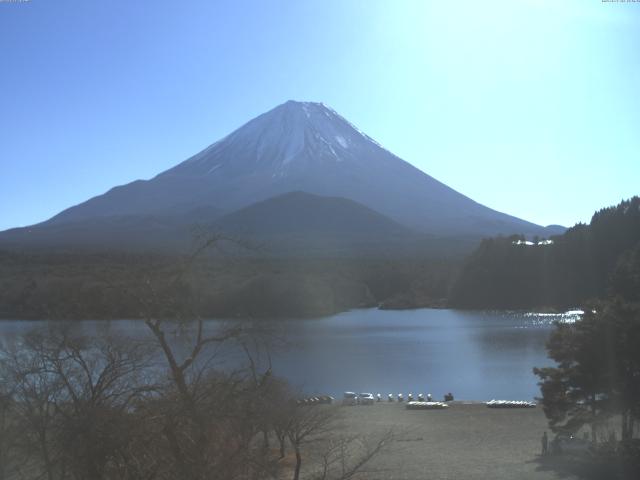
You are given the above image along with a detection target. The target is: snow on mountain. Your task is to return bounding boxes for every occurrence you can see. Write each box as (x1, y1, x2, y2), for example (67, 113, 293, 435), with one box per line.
(163, 101, 396, 177)
(40, 100, 554, 237)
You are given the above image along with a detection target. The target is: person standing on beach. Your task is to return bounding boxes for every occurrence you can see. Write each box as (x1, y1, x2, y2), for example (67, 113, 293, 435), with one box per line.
(541, 431, 548, 456)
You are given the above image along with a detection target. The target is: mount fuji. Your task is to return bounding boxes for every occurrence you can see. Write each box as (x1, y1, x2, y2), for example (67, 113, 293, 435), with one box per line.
(1, 100, 562, 252)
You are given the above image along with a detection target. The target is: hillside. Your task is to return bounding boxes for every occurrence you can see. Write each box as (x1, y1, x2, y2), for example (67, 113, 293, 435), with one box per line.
(0, 251, 459, 320)
(450, 197, 640, 309)
(216, 191, 412, 237)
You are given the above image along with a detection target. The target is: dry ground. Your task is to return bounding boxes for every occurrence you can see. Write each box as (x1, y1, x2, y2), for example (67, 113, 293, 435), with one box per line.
(316, 401, 582, 480)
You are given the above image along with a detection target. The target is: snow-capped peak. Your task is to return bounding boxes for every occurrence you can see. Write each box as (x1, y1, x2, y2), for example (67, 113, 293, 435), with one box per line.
(170, 100, 389, 177)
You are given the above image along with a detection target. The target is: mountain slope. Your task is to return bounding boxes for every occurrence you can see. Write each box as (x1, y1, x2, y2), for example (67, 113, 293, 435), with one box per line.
(39, 100, 558, 238)
(0, 212, 211, 252)
(211, 191, 426, 255)
(0, 193, 427, 254)
(216, 191, 413, 237)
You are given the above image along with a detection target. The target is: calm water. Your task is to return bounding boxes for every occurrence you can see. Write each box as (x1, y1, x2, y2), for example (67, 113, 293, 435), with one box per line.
(0, 309, 580, 401)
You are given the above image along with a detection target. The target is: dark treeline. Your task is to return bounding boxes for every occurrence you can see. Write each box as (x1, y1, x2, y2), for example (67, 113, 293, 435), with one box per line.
(450, 197, 640, 310)
(3, 196, 639, 318)
(0, 251, 459, 320)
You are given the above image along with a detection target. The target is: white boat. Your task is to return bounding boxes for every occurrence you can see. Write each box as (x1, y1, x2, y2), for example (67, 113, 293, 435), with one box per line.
(485, 399, 536, 408)
(406, 401, 449, 410)
(358, 393, 375, 405)
(343, 391, 358, 406)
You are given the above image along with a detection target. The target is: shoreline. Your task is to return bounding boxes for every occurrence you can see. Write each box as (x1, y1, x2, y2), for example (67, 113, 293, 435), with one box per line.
(0, 305, 584, 322)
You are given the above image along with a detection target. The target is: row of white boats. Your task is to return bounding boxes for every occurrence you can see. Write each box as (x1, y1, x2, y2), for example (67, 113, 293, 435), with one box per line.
(405, 399, 537, 409)
(405, 401, 449, 410)
(343, 392, 448, 405)
(300, 393, 536, 409)
(296, 395, 335, 405)
(485, 399, 537, 408)
(342, 392, 536, 410)
(386, 393, 436, 402)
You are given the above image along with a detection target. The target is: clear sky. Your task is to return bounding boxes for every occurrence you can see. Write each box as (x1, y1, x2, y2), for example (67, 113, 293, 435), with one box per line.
(1, 0, 638, 231)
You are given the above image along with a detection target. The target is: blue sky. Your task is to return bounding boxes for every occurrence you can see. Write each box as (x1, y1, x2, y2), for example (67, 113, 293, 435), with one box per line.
(1, 0, 638, 231)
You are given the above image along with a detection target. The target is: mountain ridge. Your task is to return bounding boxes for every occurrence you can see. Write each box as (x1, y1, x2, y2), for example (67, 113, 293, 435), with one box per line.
(3, 100, 563, 250)
(0, 192, 431, 255)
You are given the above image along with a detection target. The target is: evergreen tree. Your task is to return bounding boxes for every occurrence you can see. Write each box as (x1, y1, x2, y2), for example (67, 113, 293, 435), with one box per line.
(534, 299, 640, 441)
(451, 197, 640, 309)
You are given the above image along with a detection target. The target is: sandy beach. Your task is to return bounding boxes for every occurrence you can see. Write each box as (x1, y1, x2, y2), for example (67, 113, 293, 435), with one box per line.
(320, 401, 582, 480)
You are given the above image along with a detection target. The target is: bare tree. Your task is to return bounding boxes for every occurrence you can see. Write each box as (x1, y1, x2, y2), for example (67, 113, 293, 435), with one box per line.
(127, 234, 288, 479)
(311, 430, 395, 480)
(283, 403, 395, 480)
(1, 330, 67, 480)
(0, 326, 157, 480)
(0, 380, 17, 480)
(264, 378, 296, 459)
(286, 404, 338, 480)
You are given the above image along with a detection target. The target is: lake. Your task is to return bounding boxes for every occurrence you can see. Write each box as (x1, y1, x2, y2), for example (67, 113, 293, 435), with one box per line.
(0, 308, 580, 401)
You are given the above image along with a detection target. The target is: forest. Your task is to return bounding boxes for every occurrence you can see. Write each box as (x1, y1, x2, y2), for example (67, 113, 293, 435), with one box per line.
(450, 197, 640, 310)
(0, 248, 458, 320)
(2, 197, 639, 320)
